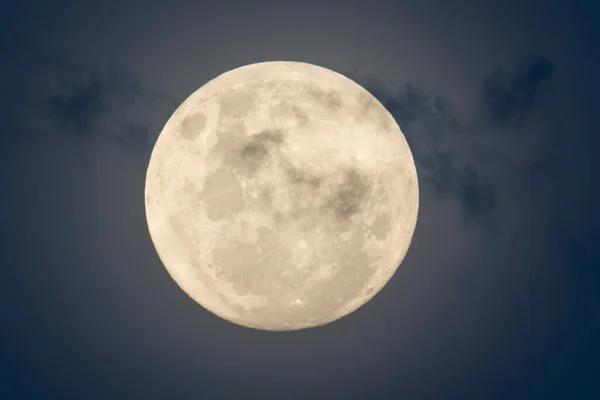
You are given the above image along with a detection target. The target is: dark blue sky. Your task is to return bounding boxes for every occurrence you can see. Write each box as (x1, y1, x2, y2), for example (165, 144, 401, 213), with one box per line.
(1, 0, 599, 398)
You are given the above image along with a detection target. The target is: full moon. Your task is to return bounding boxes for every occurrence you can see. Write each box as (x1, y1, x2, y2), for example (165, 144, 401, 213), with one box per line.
(145, 61, 419, 331)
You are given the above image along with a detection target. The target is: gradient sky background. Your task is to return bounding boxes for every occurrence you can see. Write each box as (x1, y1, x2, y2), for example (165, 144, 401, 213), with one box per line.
(2, 0, 600, 399)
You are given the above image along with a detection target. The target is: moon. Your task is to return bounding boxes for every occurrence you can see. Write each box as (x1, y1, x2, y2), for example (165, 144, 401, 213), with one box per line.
(145, 61, 419, 331)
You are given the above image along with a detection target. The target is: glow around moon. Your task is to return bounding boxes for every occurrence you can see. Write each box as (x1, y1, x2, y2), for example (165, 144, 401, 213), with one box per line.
(145, 61, 419, 331)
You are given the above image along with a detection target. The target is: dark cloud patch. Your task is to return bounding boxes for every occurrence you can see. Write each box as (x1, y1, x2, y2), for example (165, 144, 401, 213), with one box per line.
(352, 76, 485, 222)
(43, 60, 174, 156)
(359, 80, 434, 127)
(49, 81, 109, 137)
(550, 212, 600, 288)
(480, 56, 556, 125)
(4, 50, 176, 156)
(458, 167, 497, 224)
(348, 55, 556, 227)
(111, 124, 151, 157)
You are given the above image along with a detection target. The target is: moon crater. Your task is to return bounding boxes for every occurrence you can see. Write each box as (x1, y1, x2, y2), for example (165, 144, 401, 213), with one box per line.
(179, 112, 207, 140)
(199, 168, 244, 221)
(218, 87, 259, 119)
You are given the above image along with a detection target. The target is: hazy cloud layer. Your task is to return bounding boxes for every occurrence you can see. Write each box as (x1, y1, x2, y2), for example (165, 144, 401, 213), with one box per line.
(351, 56, 558, 228)
(10, 51, 593, 263)
(5, 47, 597, 292)
(3, 51, 177, 156)
(480, 56, 556, 125)
(354, 56, 600, 300)
(5, 50, 567, 234)
(2, 2, 599, 397)
(15, 51, 596, 296)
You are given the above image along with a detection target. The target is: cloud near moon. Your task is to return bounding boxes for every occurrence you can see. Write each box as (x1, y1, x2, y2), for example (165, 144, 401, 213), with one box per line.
(145, 61, 419, 331)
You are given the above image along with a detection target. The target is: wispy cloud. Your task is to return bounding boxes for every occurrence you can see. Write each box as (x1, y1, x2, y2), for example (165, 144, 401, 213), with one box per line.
(49, 80, 109, 137)
(479, 56, 556, 125)
(349, 56, 558, 228)
(7, 51, 559, 225)
(4, 51, 177, 156)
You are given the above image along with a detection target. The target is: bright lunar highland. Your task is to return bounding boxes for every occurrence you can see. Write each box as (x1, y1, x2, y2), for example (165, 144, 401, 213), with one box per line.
(145, 61, 419, 331)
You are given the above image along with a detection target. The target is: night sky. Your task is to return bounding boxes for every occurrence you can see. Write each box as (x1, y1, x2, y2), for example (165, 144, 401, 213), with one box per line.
(2, 0, 600, 399)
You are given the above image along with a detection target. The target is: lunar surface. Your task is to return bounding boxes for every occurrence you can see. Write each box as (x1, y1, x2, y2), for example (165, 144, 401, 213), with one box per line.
(145, 61, 419, 331)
